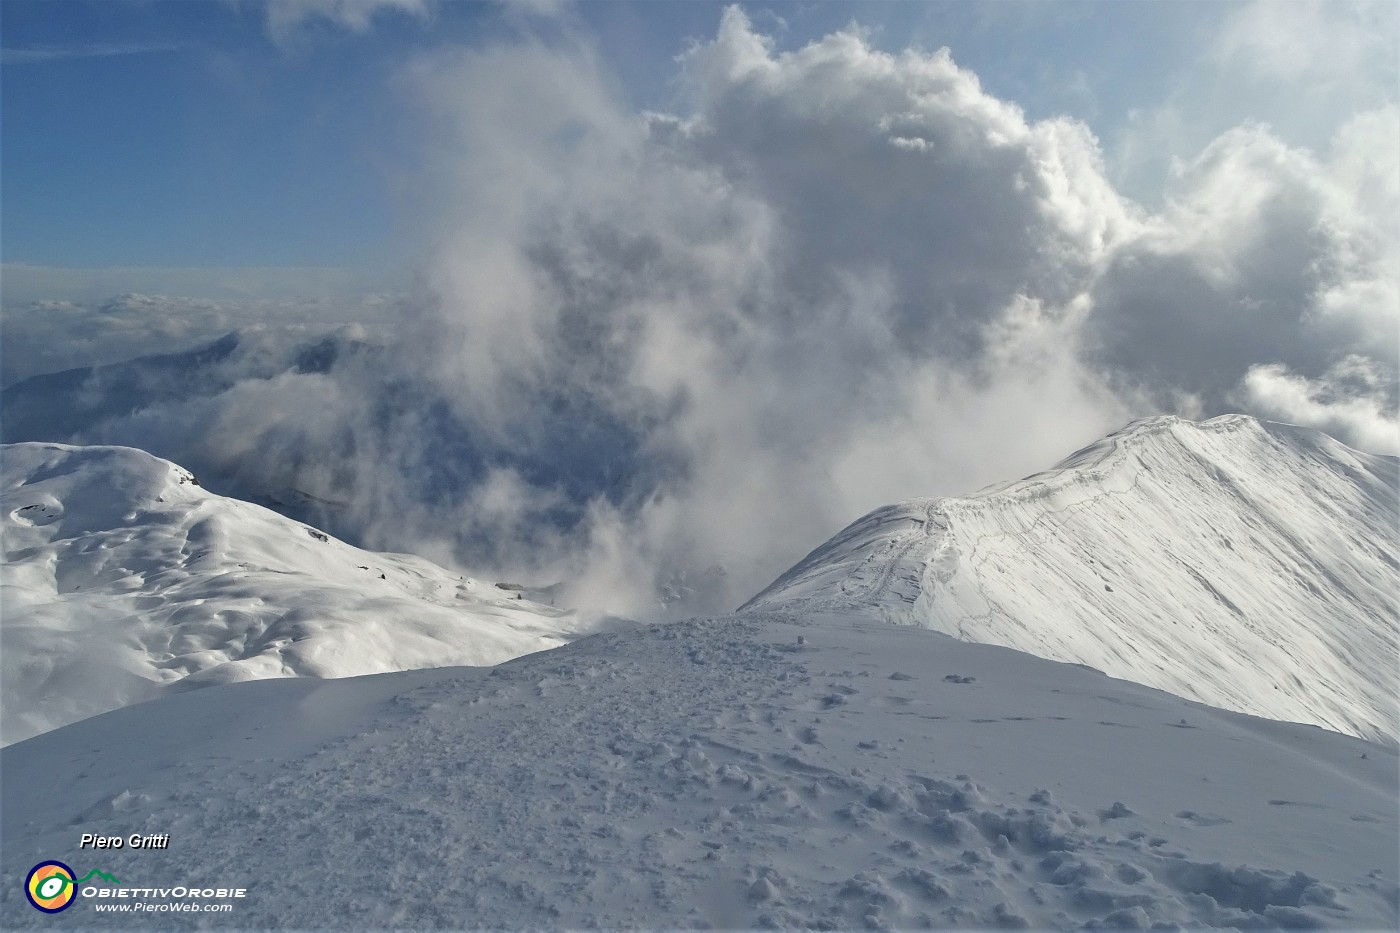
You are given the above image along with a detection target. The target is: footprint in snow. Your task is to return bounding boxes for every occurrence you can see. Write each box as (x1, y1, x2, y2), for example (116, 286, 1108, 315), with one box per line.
(10, 502, 62, 526)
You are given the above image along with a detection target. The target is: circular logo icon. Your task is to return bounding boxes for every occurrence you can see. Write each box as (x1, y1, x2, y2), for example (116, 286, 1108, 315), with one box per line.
(25, 861, 77, 913)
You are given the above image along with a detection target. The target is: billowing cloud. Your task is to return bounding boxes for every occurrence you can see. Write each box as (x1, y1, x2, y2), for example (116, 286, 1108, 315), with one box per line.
(6, 6, 1394, 618)
(1240, 358, 1398, 455)
(1091, 117, 1397, 400)
(358, 8, 1145, 612)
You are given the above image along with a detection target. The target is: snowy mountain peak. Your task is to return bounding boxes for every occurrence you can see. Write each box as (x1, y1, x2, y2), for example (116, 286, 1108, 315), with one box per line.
(743, 415, 1399, 743)
(0, 443, 619, 745)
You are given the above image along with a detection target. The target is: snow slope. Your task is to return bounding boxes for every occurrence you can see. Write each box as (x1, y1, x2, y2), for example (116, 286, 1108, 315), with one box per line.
(2, 608, 1394, 929)
(744, 415, 1399, 744)
(0, 443, 621, 745)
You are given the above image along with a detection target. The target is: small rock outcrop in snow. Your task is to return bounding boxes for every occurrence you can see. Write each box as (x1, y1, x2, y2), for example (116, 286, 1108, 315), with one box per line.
(744, 415, 1398, 743)
(0, 443, 618, 745)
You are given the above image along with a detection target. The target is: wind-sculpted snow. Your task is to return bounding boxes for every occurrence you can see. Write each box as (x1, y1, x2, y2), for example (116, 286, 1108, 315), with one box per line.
(0, 443, 622, 745)
(1, 610, 1394, 929)
(745, 415, 1399, 744)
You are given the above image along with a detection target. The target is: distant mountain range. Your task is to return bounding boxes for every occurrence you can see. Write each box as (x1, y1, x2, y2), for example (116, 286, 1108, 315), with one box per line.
(0, 330, 360, 445)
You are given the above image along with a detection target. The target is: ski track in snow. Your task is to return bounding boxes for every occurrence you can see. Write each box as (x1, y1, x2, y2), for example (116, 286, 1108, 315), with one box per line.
(2, 611, 1395, 929)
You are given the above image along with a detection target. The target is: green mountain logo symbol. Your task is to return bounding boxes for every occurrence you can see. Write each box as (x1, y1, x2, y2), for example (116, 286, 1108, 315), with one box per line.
(74, 869, 121, 886)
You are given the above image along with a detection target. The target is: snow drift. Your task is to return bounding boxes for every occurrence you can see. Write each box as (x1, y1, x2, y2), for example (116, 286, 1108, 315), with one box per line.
(0, 442, 620, 745)
(745, 415, 1398, 744)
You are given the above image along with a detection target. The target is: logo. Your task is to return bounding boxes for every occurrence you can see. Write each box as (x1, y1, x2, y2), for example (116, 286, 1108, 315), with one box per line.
(25, 861, 76, 913)
(24, 862, 122, 913)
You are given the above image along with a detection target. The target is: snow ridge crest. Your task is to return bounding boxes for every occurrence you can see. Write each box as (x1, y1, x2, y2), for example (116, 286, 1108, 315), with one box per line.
(743, 415, 1398, 743)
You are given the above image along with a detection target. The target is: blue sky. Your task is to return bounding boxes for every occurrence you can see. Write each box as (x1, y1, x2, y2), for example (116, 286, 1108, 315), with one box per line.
(3, 0, 437, 272)
(1, 1, 1393, 300)
(2, 1, 1232, 282)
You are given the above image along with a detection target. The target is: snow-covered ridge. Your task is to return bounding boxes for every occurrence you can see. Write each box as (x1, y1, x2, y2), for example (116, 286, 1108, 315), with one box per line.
(0, 443, 621, 745)
(744, 415, 1399, 743)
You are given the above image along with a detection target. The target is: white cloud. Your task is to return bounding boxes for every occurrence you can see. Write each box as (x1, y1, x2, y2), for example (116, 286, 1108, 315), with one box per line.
(1089, 114, 1397, 410)
(342, 6, 1147, 612)
(1240, 358, 1398, 455)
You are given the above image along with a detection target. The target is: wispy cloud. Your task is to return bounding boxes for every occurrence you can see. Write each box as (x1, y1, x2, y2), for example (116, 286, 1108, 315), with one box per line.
(264, 0, 432, 43)
(0, 43, 181, 65)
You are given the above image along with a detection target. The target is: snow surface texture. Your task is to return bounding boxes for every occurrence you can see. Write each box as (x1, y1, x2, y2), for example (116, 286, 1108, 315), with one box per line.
(0, 443, 621, 746)
(2, 610, 1395, 929)
(745, 415, 1399, 745)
